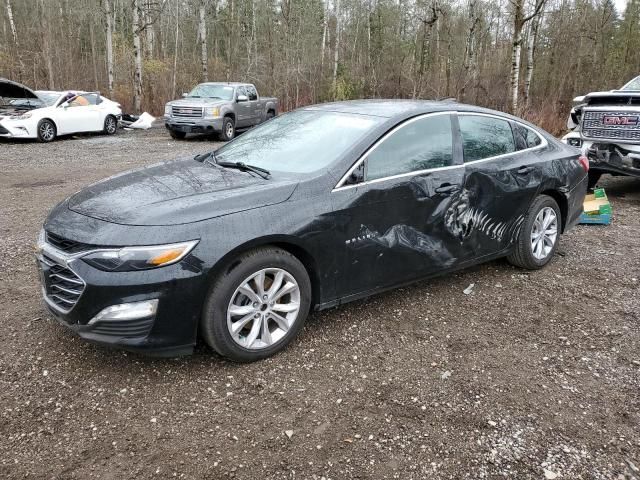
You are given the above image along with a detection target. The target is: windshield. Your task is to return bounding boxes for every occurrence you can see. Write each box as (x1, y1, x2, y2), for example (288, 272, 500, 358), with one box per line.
(1, 97, 43, 108)
(214, 110, 383, 174)
(36, 92, 61, 106)
(188, 84, 235, 100)
(621, 76, 640, 91)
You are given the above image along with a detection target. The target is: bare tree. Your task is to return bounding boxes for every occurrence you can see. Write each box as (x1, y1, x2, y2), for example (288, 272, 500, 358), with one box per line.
(133, 0, 144, 112)
(332, 0, 341, 98)
(524, 9, 543, 106)
(198, 0, 208, 82)
(5, 0, 24, 81)
(509, 0, 546, 114)
(105, 0, 115, 98)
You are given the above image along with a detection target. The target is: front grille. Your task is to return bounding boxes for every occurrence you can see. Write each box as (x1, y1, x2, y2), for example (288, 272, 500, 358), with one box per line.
(45, 231, 95, 254)
(582, 110, 640, 142)
(171, 106, 203, 119)
(40, 255, 85, 312)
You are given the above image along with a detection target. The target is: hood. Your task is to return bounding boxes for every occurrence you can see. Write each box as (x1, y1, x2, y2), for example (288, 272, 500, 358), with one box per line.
(167, 98, 228, 107)
(0, 78, 39, 99)
(67, 158, 298, 226)
(581, 90, 640, 107)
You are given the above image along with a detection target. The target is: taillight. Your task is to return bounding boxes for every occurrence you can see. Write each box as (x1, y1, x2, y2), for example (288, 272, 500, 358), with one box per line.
(578, 155, 589, 172)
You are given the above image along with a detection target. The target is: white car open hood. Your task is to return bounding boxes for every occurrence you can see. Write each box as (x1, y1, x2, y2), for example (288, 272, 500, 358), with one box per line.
(0, 78, 39, 100)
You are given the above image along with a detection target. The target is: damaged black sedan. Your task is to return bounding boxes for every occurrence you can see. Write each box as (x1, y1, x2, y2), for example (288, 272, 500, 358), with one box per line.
(37, 100, 588, 361)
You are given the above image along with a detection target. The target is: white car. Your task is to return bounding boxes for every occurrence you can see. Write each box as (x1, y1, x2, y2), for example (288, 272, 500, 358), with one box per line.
(0, 78, 122, 142)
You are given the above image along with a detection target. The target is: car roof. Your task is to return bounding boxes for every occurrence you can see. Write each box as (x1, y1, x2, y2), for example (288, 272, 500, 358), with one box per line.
(199, 82, 250, 87)
(301, 99, 515, 120)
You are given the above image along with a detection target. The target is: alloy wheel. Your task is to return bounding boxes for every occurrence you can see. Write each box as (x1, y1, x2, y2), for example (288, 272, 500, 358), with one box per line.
(40, 122, 54, 141)
(106, 117, 117, 133)
(530, 206, 558, 260)
(226, 268, 301, 350)
(226, 122, 234, 138)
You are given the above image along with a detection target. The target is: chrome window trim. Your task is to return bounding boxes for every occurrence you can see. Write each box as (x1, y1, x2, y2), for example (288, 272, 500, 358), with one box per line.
(332, 110, 548, 192)
(457, 112, 548, 166)
(332, 111, 455, 192)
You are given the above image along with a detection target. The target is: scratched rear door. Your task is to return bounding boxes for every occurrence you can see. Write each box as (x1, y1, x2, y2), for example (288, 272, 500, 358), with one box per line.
(454, 112, 544, 258)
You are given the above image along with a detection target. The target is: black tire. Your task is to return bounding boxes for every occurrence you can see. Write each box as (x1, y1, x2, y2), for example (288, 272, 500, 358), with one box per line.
(169, 130, 187, 140)
(219, 116, 235, 141)
(201, 247, 311, 362)
(103, 115, 118, 135)
(37, 119, 56, 143)
(587, 171, 602, 190)
(507, 195, 561, 270)
(266, 110, 275, 120)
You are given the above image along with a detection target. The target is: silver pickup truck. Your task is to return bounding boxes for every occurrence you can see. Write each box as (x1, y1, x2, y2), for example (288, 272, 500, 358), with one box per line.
(164, 82, 278, 141)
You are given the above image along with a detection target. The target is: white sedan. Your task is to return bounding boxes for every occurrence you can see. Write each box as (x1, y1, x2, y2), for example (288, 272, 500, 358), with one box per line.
(0, 78, 122, 142)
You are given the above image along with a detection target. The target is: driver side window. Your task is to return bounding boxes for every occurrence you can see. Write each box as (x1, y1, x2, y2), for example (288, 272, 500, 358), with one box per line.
(365, 114, 454, 181)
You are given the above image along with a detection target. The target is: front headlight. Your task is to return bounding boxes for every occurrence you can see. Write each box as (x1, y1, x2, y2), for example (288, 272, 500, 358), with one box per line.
(205, 107, 220, 118)
(164, 104, 171, 116)
(82, 240, 199, 272)
(12, 112, 32, 120)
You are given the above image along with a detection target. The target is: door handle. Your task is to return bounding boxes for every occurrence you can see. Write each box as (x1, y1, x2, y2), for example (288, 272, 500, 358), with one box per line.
(435, 184, 459, 195)
(517, 166, 534, 174)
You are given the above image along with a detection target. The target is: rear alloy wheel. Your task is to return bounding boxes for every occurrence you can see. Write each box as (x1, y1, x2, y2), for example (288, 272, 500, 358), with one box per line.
(104, 115, 117, 135)
(507, 195, 561, 270)
(37, 119, 56, 143)
(201, 247, 311, 362)
(219, 117, 235, 141)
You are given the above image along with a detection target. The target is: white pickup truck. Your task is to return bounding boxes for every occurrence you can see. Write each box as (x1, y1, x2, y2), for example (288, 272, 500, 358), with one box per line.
(562, 75, 640, 187)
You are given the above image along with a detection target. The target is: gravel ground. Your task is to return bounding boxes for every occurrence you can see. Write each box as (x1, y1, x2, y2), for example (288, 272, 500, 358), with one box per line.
(1, 128, 639, 479)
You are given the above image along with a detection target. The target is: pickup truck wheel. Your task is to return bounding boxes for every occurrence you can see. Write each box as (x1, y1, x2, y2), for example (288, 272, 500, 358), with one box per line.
(201, 247, 311, 362)
(507, 195, 561, 270)
(266, 110, 275, 120)
(219, 117, 235, 141)
(103, 115, 118, 135)
(169, 130, 186, 140)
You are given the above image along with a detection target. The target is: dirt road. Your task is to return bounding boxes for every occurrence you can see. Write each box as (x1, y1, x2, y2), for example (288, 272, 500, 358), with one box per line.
(1, 129, 638, 479)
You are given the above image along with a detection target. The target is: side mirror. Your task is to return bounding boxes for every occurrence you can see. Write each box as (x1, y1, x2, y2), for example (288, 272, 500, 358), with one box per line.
(182, 93, 188, 98)
(237, 95, 248, 102)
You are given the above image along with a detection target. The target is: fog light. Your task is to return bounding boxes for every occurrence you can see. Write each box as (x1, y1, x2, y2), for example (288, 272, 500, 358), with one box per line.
(89, 300, 158, 324)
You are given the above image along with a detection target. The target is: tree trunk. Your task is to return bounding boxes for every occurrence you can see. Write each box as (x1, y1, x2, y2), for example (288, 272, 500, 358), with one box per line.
(5, 0, 24, 81)
(133, 0, 143, 112)
(171, 0, 180, 99)
(524, 12, 542, 107)
(199, 0, 208, 82)
(105, 0, 114, 98)
(332, 0, 341, 98)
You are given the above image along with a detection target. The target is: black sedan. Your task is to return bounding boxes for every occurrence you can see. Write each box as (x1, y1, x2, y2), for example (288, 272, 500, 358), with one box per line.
(37, 100, 589, 361)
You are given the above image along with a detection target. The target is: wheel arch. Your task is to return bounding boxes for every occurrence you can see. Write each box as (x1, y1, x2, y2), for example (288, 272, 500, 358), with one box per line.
(38, 117, 58, 131)
(224, 112, 236, 123)
(540, 189, 568, 233)
(207, 236, 322, 308)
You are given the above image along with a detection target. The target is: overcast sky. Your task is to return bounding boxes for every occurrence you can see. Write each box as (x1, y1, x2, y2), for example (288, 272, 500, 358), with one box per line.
(615, 0, 629, 13)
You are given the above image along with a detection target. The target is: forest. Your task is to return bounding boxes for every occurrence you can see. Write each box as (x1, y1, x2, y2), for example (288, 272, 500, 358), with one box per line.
(1, 0, 639, 134)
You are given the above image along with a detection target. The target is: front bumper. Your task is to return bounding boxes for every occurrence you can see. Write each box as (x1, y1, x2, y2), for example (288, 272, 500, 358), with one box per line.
(586, 142, 640, 178)
(165, 117, 223, 134)
(0, 120, 35, 138)
(36, 241, 207, 356)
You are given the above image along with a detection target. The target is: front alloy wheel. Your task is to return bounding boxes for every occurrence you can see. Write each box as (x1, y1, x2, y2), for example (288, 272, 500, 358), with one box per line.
(104, 115, 117, 135)
(227, 268, 301, 349)
(201, 247, 311, 362)
(37, 119, 56, 142)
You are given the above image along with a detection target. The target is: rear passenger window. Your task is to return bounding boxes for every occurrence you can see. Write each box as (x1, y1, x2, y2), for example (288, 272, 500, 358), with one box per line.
(366, 114, 453, 181)
(459, 115, 515, 162)
(513, 123, 543, 150)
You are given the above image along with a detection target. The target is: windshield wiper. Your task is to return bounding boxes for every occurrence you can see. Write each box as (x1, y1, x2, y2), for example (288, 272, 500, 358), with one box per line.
(216, 161, 271, 180)
(195, 152, 271, 179)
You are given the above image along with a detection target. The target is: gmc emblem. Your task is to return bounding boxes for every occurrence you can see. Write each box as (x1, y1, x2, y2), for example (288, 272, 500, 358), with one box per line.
(603, 115, 639, 126)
